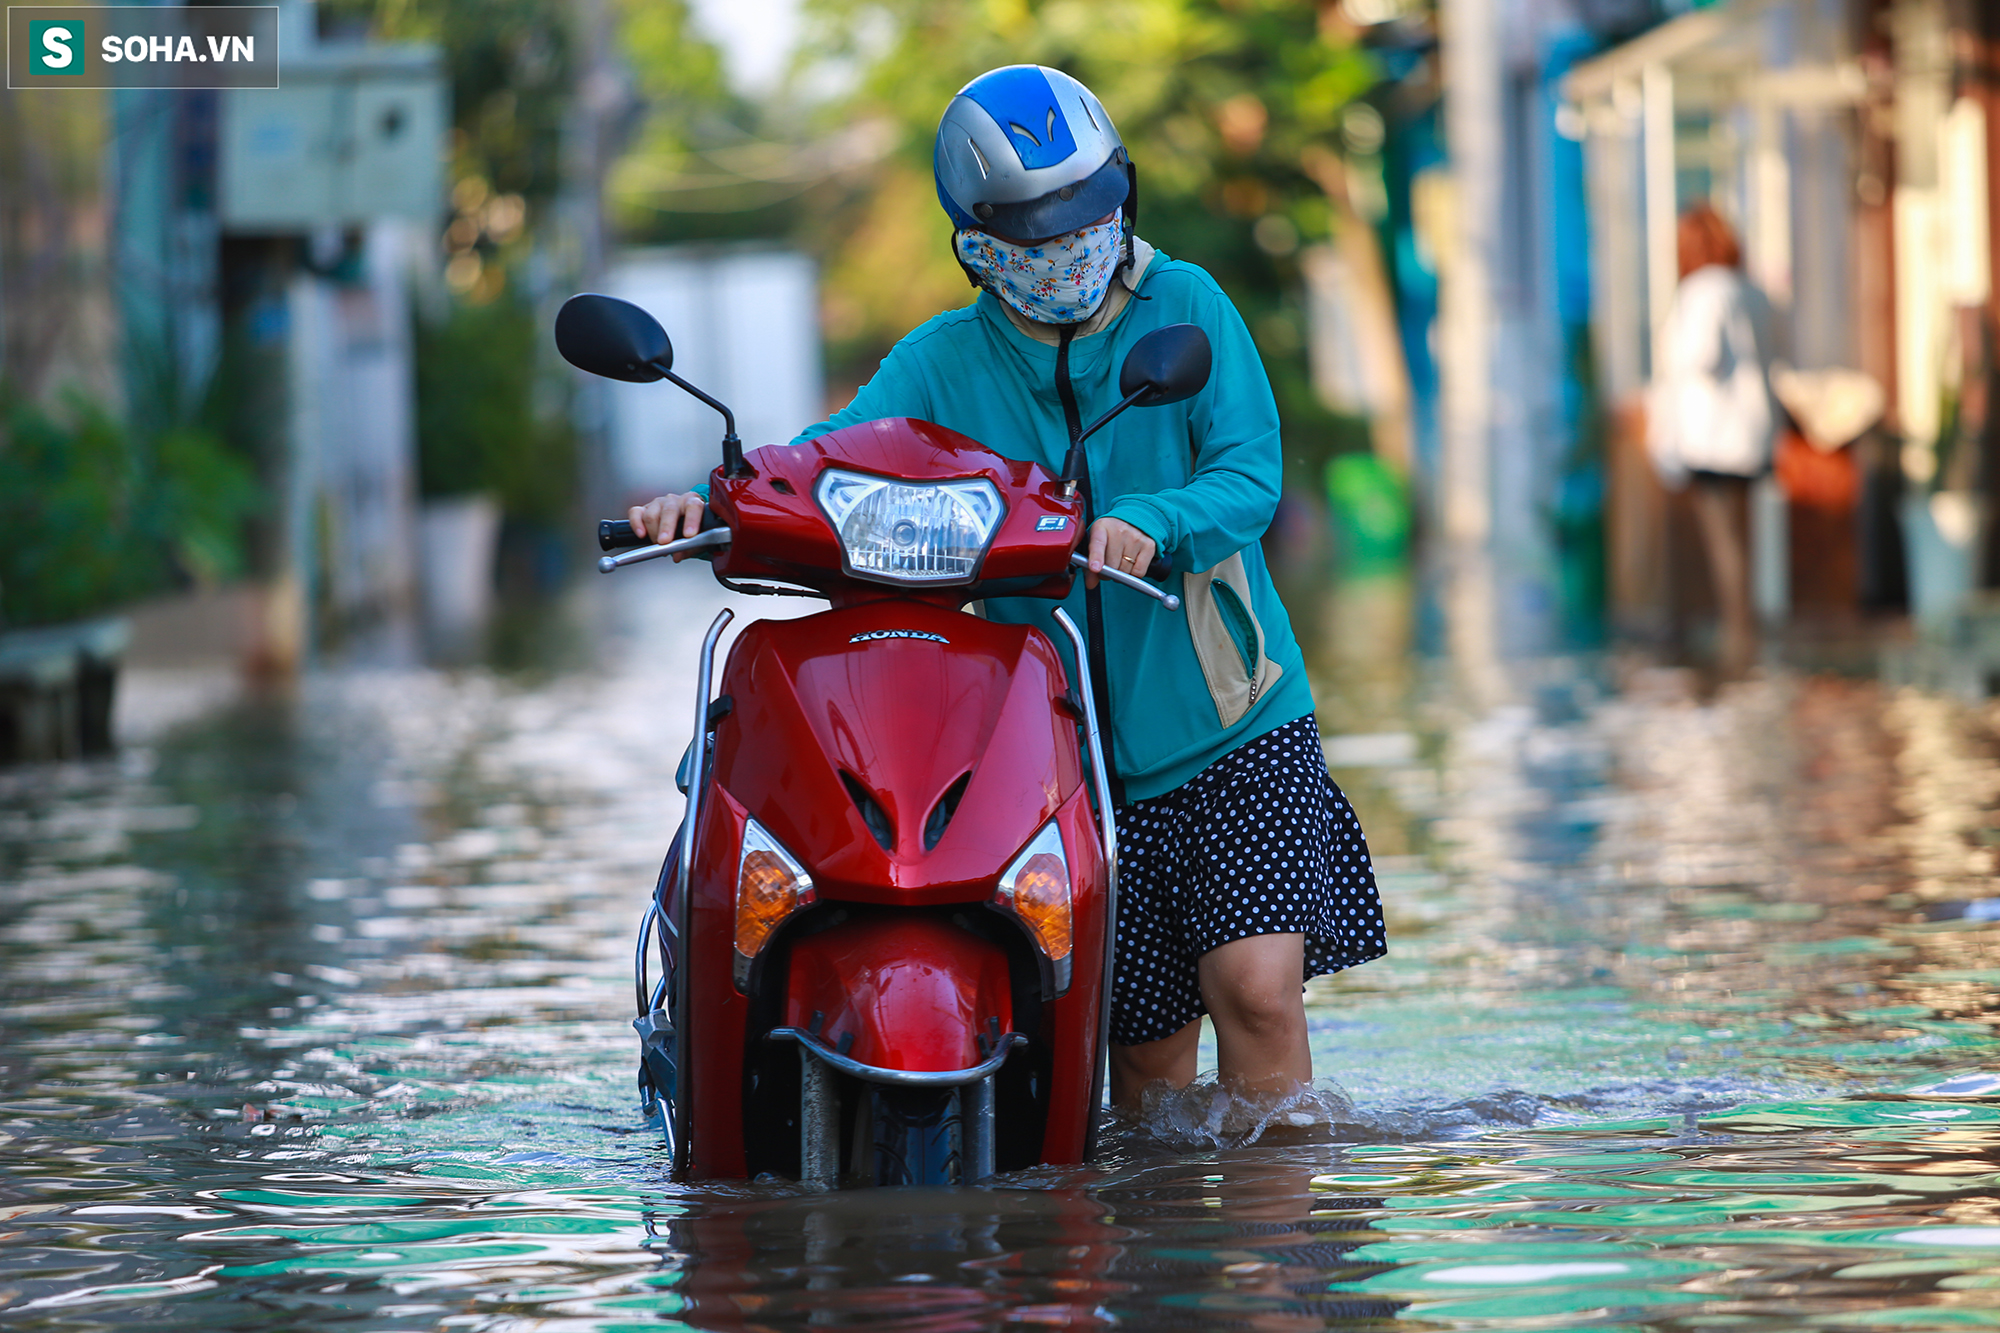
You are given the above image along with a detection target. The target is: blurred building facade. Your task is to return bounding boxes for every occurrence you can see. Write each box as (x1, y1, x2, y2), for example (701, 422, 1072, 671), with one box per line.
(6, 0, 444, 667)
(1558, 0, 2000, 643)
(1365, 0, 2000, 669)
(215, 6, 444, 662)
(1330, 0, 1667, 671)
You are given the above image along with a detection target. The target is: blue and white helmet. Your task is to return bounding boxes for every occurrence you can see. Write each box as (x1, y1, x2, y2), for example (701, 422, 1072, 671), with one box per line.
(934, 65, 1134, 244)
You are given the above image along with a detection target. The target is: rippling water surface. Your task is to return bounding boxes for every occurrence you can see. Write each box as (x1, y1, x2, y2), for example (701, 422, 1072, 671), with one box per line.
(6, 574, 2000, 1330)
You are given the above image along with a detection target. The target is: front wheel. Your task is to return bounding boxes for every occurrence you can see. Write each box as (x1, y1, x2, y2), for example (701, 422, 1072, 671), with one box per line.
(868, 1086, 960, 1186)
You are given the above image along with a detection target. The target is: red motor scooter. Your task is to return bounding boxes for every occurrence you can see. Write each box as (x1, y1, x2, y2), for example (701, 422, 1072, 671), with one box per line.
(555, 294, 1209, 1185)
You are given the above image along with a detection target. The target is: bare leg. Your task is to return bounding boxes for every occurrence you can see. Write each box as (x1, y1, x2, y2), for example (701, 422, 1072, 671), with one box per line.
(1109, 935, 1314, 1109)
(1199, 933, 1312, 1098)
(1690, 477, 1755, 672)
(1109, 1017, 1200, 1111)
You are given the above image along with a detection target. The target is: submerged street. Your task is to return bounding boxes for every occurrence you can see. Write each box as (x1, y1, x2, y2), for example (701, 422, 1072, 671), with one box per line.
(5, 571, 2000, 1330)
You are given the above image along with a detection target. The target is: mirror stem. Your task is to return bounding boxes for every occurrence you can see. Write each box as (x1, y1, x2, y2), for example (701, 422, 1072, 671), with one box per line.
(1059, 385, 1151, 494)
(661, 365, 750, 477)
(1058, 447, 1084, 501)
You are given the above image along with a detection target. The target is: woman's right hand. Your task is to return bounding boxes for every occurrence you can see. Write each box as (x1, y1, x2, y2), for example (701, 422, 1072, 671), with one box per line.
(629, 493, 706, 558)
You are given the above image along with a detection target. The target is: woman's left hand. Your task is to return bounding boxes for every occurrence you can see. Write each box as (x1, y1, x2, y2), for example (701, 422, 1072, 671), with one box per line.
(1084, 517, 1157, 589)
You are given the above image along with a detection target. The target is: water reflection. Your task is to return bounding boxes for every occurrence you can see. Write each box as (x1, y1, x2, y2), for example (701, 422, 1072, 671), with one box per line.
(5, 571, 2000, 1328)
(650, 1156, 1402, 1330)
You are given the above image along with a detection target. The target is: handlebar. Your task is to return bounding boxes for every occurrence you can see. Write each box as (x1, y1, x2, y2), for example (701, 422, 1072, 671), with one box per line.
(599, 518, 647, 551)
(592, 520, 1179, 609)
(1071, 554, 1180, 611)
(597, 527, 733, 573)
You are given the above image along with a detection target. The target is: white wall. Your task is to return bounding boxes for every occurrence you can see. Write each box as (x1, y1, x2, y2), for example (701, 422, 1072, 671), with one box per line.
(284, 220, 420, 631)
(604, 247, 823, 495)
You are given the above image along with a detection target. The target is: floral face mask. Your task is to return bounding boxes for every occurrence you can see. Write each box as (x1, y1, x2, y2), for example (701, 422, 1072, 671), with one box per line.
(955, 215, 1124, 325)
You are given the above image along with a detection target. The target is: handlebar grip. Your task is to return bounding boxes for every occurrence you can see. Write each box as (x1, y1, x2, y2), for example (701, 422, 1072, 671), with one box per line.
(1145, 555, 1171, 582)
(599, 519, 647, 552)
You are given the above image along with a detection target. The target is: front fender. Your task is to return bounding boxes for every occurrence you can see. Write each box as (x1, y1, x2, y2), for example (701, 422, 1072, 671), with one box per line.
(783, 917, 1014, 1073)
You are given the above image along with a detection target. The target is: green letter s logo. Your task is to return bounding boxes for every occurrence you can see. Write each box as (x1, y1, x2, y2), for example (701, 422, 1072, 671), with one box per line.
(30, 20, 86, 75)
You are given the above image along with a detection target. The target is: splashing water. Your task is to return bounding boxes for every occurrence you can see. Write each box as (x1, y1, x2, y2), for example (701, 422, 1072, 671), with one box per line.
(1106, 1075, 1569, 1157)
(1113, 1076, 1366, 1152)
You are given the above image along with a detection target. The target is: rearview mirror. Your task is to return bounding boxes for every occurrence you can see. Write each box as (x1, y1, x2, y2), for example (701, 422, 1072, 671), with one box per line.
(1118, 323, 1211, 406)
(555, 293, 672, 383)
(1064, 324, 1215, 483)
(554, 292, 750, 477)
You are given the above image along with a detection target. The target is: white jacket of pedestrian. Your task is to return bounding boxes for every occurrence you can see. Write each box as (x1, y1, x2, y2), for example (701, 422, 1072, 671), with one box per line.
(1645, 264, 1775, 487)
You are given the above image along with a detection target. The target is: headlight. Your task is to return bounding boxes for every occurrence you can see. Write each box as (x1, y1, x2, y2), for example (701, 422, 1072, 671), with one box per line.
(734, 818, 814, 991)
(815, 468, 1006, 585)
(994, 821, 1072, 993)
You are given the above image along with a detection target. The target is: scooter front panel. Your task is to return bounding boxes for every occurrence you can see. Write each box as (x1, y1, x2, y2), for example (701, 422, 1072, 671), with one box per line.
(709, 601, 1082, 905)
(676, 600, 1108, 1180)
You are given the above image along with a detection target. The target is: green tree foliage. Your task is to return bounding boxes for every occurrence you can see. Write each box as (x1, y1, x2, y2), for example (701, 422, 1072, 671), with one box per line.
(606, 0, 759, 240)
(0, 390, 259, 628)
(344, 0, 575, 203)
(413, 298, 575, 524)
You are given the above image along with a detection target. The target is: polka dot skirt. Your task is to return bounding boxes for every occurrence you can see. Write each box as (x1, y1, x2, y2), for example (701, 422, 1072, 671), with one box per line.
(1108, 714, 1387, 1046)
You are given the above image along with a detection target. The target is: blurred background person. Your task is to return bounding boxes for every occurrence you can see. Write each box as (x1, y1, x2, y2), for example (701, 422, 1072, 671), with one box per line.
(1645, 202, 1775, 674)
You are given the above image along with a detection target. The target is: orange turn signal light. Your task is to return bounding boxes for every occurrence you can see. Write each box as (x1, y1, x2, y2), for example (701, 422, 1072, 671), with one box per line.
(736, 851, 801, 957)
(734, 819, 814, 990)
(996, 823, 1073, 993)
(1008, 852, 1072, 961)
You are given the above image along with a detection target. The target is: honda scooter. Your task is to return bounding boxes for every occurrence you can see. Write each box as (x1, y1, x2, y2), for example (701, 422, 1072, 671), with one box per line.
(554, 293, 1209, 1185)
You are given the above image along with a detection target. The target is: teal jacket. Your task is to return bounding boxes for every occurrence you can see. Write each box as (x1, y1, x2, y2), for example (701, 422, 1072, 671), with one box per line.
(782, 253, 1313, 801)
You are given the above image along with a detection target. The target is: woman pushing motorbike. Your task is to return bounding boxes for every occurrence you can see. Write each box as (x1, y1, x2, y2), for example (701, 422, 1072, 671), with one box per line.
(632, 65, 1386, 1114)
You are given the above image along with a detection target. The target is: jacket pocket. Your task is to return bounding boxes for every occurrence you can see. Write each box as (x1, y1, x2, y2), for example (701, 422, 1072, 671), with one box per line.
(1210, 578, 1258, 681)
(1183, 550, 1284, 728)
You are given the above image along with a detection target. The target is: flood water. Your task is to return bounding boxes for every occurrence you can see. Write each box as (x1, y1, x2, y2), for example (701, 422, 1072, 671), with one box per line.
(6, 571, 2000, 1330)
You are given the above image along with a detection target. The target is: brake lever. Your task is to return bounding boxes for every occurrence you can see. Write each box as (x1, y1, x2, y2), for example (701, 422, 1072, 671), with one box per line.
(598, 528, 733, 573)
(1069, 553, 1181, 611)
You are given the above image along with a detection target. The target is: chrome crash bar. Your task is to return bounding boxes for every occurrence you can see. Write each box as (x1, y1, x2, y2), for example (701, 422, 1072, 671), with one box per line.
(771, 1027, 1028, 1188)
(1052, 607, 1119, 1155)
(634, 607, 730, 1177)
